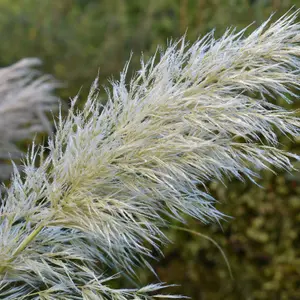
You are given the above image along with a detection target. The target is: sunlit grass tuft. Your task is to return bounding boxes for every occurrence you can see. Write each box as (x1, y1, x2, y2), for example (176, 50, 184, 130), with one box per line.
(1, 9, 300, 299)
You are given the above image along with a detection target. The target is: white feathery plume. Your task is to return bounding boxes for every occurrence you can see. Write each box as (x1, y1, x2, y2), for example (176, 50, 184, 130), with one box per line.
(0, 58, 59, 181)
(1, 10, 300, 299)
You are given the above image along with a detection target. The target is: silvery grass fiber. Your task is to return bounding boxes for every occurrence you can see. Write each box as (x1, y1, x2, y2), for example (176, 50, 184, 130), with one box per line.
(0, 58, 59, 181)
(1, 9, 300, 299)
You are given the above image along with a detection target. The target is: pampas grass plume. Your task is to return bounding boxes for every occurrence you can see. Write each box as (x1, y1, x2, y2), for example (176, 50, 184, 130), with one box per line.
(1, 9, 300, 299)
(0, 58, 59, 181)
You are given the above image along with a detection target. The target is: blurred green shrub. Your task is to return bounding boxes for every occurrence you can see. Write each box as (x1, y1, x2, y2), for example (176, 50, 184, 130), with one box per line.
(141, 162, 300, 299)
(0, 0, 296, 100)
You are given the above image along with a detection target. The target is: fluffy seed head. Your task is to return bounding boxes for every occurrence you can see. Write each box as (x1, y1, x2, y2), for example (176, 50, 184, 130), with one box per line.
(1, 9, 300, 299)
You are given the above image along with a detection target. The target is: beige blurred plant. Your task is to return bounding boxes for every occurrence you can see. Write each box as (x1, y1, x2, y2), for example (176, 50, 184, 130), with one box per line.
(0, 9, 300, 299)
(0, 58, 59, 181)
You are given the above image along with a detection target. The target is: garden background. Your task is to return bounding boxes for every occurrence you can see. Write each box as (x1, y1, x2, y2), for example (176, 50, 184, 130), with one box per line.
(0, 0, 299, 299)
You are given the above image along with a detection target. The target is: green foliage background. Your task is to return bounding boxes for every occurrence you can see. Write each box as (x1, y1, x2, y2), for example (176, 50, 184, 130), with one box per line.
(0, 0, 299, 299)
